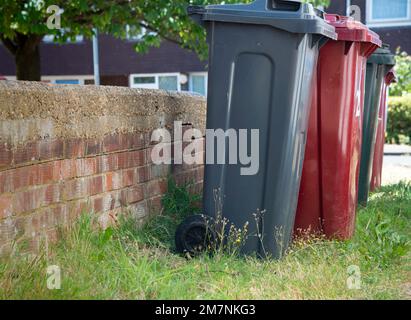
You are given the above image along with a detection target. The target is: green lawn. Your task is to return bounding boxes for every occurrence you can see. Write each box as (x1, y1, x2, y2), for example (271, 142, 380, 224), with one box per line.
(1, 181, 410, 300)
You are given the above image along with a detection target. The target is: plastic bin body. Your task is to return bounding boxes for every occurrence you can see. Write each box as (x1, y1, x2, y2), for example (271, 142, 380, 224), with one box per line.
(370, 70, 396, 191)
(190, 0, 336, 258)
(294, 14, 381, 239)
(358, 46, 395, 206)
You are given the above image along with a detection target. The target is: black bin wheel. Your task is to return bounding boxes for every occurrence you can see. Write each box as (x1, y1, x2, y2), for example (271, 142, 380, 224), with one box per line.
(175, 215, 215, 256)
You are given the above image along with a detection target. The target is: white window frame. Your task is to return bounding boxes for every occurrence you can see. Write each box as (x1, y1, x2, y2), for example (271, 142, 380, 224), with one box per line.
(188, 72, 208, 96)
(43, 34, 84, 43)
(366, 0, 411, 27)
(129, 73, 182, 91)
(41, 75, 94, 85)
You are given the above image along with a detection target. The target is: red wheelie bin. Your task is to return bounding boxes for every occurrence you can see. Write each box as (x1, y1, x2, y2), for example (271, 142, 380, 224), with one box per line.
(370, 69, 397, 191)
(294, 14, 381, 239)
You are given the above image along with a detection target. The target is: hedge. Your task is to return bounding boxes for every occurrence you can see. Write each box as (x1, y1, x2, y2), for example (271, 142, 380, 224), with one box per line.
(386, 94, 411, 145)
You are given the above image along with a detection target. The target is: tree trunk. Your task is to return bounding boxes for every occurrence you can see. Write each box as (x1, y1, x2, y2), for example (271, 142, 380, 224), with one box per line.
(15, 43, 41, 81)
(1, 33, 42, 81)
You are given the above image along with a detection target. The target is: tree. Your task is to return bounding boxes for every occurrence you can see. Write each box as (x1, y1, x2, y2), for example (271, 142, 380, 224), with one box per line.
(390, 49, 411, 96)
(0, 0, 330, 81)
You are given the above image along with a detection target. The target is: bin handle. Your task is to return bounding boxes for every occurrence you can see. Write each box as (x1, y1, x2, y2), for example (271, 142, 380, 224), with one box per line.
(251, 0, 302, 11)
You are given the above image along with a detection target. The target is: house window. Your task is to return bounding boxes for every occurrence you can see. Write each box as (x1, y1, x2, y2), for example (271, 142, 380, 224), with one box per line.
(41, 76, 94, 85)
(189, 73, 208, 96)
(43, 34, 84, 43)
(158, 75, 179, 91)
(367, 0, 411, 27)
(55, 79, 80, 84)
(130, 73, 181, 91)
(133, 76, 156, 85)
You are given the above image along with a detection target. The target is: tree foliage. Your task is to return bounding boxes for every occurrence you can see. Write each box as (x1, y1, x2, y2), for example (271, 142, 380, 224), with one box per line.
(391, 49, 411, 97)
(0, 0, 331, 80)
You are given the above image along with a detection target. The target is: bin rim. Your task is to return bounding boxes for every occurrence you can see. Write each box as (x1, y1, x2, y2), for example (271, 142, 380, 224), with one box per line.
(368, 44, 396, 66)
(187, 1, 337, 39)
(324, 14, 382, 47)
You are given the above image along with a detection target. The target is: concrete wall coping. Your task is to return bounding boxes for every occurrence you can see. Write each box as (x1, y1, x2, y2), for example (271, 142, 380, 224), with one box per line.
(0, 81, 206, 147)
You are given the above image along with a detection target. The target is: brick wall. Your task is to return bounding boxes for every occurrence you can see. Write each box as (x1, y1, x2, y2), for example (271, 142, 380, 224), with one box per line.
(0, 81, 206, 255)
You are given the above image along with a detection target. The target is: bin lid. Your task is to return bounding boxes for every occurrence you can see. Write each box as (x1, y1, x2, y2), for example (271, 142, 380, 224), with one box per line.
(324, 14, 381, 46)
(368, 44, 396, 66)
(188, 0, 337, 39)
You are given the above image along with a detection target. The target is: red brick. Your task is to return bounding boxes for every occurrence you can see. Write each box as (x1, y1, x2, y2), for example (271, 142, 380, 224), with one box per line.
(45, 228, 59, 244)
(64, 178, 84, 200)
(128, 150, 146, 167)
(174, 170, 197, 186)
(0, 143, 13, 169)
(37, 162, 59, 185)
(123, 186, 144, 204)
(97, 153, 119, 173)
(97, 209, 121, 229)
(136, 166, 150, 183)
(59, 159, 77, 179)
(13, 141, 39, 165)
(64, 175, 104, 200)
(75, 157, 97, 177)
(0, 170, 13, 193)
(13, 184, 61, 214)
(102, 134, 122, 153)
(117, 150, 145, 169)
(49, 204, 68, 226)
(104, 171, 122, 191)
(1, 217, 19, 244)
(67, 200, 89, 221)
(93, 196, 104, 213)
(92, 191, 122, 213)
(147, 195, 163, 213)
(38, 139, 64, 161)
(127, 201, 149, 219)
(0, 194, 13, 219)
(144, 179, 167, 198)
(102, 133, 144, 153)
(65, 138, 85, 158)
(122, 168, 134, 187)
(129, 132, 146, 150)
(11, 166, 39, 191)
(85, 138, 103, 156)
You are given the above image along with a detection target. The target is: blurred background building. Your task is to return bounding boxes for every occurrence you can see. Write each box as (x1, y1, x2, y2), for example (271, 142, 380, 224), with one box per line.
(0, 0, 409, 94)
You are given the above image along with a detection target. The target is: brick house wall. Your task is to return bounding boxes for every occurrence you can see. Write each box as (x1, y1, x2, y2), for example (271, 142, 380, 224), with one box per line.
(0, 81, 206, 255)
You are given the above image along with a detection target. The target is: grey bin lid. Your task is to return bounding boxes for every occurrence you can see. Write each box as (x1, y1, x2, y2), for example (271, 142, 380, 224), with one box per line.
(368, 44, 396, 67)
(188, 0, 337, 39)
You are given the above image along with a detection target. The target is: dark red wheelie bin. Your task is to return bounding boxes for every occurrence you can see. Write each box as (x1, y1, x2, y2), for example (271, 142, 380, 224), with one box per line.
(294, 14, 381, 239)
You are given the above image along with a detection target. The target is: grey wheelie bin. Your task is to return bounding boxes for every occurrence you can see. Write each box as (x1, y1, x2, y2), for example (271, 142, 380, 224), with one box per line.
(358, 45, 395, 206)
(175, 0, 336, 258)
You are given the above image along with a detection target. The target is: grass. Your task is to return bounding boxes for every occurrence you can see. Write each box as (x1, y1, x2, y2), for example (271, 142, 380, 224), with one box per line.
(0, 179, 410, 300)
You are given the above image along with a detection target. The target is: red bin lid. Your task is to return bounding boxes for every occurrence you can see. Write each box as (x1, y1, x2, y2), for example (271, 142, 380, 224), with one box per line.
(324, 14, 382, 47)
(385, 68, 397, 85)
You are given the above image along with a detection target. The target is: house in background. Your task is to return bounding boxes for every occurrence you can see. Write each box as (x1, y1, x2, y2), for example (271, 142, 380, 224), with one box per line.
(327, 0, 411, 53)
(0, 0, 410, 92)
(0, 33, 208, 95)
